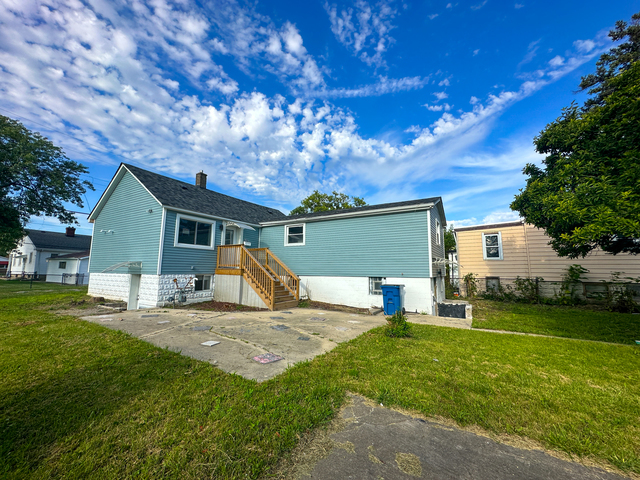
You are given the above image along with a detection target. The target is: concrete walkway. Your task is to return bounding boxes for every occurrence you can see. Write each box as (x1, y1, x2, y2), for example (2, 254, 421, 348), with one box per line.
(282, 393, 630, 480)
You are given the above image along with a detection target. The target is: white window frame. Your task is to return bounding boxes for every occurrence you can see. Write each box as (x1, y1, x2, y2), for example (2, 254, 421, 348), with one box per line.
(435, 219, 441, 245)
(194, 274, 212, 292)
(174, 213, 215, 250)
(369, 277, 385, 295)
(482, 232, 503, 260)
(284, 223, 306, 246)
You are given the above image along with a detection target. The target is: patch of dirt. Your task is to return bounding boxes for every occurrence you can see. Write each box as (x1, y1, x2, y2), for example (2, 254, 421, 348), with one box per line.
(185, 300, 267, 312)
(395, 452, 422, 477)
(15, 321, 38, 326)
(301, 300, 370, 315)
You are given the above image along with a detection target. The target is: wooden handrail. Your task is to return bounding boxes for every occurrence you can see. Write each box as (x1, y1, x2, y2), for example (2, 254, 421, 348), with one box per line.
(264, 250, 300, 300)
(217, 245, 272, 304)
(218, 245, 299, 308)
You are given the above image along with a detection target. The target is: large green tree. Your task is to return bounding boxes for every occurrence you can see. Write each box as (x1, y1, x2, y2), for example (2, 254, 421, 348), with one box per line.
(290, 190, 366, 216)
(511, 60, 640, 257)
(0, 115, 94, 254)
(579, 12, 640, 110)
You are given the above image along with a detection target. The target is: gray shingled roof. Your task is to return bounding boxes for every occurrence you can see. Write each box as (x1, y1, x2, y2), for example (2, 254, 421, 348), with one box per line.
(261, 196, 445, 224)
(124, 164, 286, 224)
(26, 230, 92, 251)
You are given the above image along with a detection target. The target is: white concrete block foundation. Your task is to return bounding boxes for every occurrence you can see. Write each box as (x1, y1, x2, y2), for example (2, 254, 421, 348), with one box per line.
(89, 273, 213, 309)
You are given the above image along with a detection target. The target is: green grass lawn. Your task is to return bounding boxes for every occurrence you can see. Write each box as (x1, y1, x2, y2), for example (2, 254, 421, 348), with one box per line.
(471, 299, 640, 344)
(1, 283, 639, 478)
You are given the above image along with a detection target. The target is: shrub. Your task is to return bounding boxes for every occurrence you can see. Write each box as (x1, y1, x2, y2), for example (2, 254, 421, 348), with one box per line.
(385, 310, 411, 338)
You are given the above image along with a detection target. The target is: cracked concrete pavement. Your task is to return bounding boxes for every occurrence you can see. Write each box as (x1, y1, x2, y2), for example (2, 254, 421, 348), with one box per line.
(284, 393, 630, 480)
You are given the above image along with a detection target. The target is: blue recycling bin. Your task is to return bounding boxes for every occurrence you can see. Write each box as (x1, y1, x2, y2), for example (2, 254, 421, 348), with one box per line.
(381, 284, 405, 315)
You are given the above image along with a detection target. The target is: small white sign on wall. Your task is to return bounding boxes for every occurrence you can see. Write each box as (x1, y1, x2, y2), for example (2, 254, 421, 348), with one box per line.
(244, 241, 251, 246)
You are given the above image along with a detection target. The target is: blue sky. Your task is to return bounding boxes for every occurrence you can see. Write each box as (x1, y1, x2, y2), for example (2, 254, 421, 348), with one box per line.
(1, 0, 638, 235)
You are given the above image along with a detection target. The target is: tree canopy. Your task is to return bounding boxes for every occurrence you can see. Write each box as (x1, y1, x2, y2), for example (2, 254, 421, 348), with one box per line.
(511, 58, 640, 257)
(0, 115, 93, 254)
(444, 225, 456, 253)
(579, 12, 640, 110)
(289, 190, 366, 216)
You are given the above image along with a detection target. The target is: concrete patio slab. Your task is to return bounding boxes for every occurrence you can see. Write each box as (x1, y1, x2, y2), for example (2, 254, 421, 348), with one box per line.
(81, 308, 387, 381)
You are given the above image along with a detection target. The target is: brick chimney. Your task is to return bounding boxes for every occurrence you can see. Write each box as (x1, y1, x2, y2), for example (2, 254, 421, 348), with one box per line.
(65, 227, 76, 237)
(195, 171, 207, 189)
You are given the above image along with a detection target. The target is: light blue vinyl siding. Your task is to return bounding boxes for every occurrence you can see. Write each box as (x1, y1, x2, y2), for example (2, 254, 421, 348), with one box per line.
(160, 210, 220, 275)
(430, 207, 445, 259)
(89, 171, 162, 275)
(243, 228, 259, 247)
(260, 210, 430, 277)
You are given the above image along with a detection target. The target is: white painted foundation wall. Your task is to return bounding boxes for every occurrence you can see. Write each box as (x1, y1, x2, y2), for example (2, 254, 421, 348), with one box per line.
(213, 274, 269, 309)
(299, 276, 435, 314)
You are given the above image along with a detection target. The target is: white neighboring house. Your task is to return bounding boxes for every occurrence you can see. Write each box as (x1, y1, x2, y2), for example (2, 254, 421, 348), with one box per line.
(6, 228, 92, 278)
(46, 251, 90, 285)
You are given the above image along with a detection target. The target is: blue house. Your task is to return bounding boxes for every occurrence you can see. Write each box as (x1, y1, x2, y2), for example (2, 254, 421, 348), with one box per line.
(88, 164, 447, 313)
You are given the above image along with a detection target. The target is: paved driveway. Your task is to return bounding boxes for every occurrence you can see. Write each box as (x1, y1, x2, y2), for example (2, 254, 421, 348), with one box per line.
(82, 307, 387, 381)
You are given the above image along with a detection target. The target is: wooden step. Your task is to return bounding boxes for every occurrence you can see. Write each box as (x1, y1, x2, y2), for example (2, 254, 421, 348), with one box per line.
(274, 299, 298, 310)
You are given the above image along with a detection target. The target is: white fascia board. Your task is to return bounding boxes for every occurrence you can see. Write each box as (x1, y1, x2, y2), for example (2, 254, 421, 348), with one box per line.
(164, 206, 261, 228)
(260, 203, 435, 226)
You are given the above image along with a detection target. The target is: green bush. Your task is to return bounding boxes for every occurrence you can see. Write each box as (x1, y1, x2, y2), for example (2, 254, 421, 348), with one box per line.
(385, 310, 411, 338)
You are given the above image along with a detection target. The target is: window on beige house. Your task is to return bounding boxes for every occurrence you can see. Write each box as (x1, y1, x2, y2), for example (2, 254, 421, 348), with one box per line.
(482, 232, 503, 260)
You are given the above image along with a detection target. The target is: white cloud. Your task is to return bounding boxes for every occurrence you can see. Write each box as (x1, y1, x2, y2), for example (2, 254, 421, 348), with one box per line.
(514, 3, 524, 8)
(428, 14, 439, 20)
(324, 0, 397, 67)
(473, 49, 480, 56)
(323, 75, 429, 98)
(438, 77, 451, 86)
(433, 91, 449, 101)
(518, 39, 540, 67)
(548, 55, 564, 67)
(424, 103, 451, 112)
(469, 96, 479, 104)
(446, 3, 454, 8)
(0, 0, 606, 212)
(471, 0, 488, 10)
(574, 39, 596, 53)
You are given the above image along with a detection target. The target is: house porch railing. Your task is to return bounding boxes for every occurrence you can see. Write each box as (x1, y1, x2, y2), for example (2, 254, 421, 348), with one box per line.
(216, 245, 300, 308)
(247, 248, 299, 301)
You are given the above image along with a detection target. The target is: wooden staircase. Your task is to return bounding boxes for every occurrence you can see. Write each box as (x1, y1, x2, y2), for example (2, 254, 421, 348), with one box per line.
(216, 245, 299, 311)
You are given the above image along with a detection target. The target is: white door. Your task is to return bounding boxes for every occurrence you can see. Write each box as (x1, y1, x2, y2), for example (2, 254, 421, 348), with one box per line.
(128, 274, 141, 310)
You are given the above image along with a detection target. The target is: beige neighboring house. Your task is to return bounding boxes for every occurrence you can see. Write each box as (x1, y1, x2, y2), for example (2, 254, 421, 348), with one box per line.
(454, 220, 640, 296)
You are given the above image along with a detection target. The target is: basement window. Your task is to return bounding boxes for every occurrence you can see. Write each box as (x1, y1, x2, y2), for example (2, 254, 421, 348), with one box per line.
(370, 277, 385, 295)
(285, 224, 305, 246)
(482, 232, 503, 260)
(194, 275, 212, 291)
